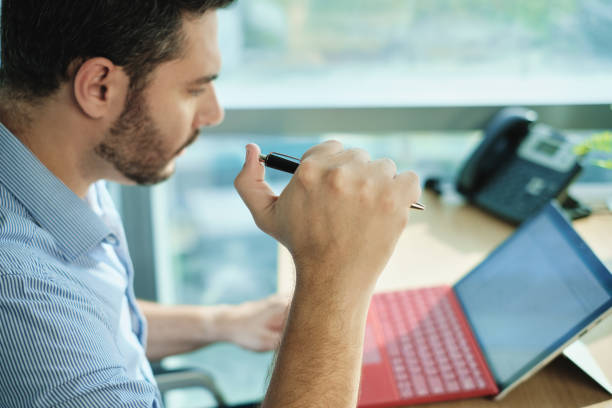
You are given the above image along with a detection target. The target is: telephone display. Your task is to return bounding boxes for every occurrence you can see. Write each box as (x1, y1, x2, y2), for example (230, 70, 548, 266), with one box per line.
(456, 107, 582, 224)
(534, 140, 559, 156)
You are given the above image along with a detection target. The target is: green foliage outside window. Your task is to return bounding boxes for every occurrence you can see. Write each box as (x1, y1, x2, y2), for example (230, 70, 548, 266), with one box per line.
(574, 131, 612, 170)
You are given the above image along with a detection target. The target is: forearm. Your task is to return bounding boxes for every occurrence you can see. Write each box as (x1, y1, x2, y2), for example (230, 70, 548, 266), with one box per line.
(262, 281, 372, 408)
(138, 300, 231, 361)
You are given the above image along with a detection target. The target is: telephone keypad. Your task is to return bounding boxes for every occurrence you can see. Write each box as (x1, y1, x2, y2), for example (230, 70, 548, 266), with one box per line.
(473, 158, 577, 223)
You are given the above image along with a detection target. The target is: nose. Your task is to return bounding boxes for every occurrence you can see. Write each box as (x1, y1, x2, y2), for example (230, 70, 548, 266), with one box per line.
(194, 84, 225, 129)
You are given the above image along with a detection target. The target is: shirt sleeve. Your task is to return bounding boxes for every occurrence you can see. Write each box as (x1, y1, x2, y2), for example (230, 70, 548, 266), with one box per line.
(0, 271, 162, 408)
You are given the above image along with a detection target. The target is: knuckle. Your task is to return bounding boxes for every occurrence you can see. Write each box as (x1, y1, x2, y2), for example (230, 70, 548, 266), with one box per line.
(407, 170, 420, 185)
(327, 166, 348, 192)
(347, 148, 370, 162)
(381, 157, 397, 172)
(359, 177, 374, 193)
(358, 178, 375, 203)
(295, 159, 317, 186)
(325, 139, 343, 150)
(233, 174, 243, 190)
(404, 171, 422, 199)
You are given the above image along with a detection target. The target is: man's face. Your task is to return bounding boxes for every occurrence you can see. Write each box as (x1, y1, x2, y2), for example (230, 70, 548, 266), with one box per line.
(95, 10, 224, 185)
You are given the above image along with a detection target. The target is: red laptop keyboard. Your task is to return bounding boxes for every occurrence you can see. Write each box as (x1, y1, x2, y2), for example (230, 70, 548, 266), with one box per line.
(358, 286, 498, 407)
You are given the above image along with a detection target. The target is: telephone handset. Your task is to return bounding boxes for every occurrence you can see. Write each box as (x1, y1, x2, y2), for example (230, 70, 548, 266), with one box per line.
(456, 107, 582, 224)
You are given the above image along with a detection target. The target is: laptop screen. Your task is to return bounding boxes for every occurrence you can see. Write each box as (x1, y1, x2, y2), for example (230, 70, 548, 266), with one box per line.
(454, 203, 612, 390)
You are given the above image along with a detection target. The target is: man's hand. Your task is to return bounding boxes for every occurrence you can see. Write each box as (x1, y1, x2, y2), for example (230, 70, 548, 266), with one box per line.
(221, 295, 289, 352)
(139, 295, 288, 361)
(235, 141, 421, 299)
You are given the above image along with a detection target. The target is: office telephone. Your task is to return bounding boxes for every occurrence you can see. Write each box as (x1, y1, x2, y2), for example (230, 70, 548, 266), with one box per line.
(455, 107, 582, 224)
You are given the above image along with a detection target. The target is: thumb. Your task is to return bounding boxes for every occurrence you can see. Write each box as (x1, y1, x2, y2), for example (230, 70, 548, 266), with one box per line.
(234, 144, 278, 233)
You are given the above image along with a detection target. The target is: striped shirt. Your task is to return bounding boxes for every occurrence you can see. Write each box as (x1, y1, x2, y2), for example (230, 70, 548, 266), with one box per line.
(0, 123, 162, 407)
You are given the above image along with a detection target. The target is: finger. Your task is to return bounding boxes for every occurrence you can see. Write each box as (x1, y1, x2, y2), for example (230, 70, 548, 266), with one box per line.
(234, 144, 278, 231)
(300, 139, 344, 161)
(266, 312, 288, 331)
(265, 293, 291, 307)
(264, 303, 289, 329)
(260, 331, 283, 350)
(245, 329, 282, 352)
(393, 170, 422, 206)
(368, 157, 397, 178)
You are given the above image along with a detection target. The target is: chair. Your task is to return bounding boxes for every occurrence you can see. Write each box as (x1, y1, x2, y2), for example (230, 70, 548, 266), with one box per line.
(152, 363, 229, 407)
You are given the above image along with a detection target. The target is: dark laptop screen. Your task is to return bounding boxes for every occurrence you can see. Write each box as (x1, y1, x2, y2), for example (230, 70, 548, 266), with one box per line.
(454, 203, 612, 390)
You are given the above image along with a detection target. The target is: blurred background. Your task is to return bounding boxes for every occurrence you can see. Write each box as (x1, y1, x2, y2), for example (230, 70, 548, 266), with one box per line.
(114, 1, 612, 406)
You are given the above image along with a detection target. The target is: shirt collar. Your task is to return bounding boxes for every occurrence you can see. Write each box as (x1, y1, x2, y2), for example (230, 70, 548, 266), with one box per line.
(0, 123, 112, 261)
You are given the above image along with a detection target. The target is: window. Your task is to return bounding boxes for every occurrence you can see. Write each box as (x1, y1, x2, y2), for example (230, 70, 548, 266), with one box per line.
(217, 0, 612, 107)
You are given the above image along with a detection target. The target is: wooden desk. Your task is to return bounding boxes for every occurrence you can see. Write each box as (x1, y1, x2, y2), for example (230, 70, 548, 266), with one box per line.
(278, 190, 612, 408)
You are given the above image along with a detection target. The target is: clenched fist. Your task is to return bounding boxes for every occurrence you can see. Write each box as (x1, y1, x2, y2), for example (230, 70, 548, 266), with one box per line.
(235, 141, 421, 300)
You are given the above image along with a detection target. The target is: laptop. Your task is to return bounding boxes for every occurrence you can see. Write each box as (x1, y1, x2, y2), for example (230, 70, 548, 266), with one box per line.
(358, 202, 612, 407)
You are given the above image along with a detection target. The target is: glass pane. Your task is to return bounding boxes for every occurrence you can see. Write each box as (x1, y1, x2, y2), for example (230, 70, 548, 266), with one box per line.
(217, 0, 612, 107)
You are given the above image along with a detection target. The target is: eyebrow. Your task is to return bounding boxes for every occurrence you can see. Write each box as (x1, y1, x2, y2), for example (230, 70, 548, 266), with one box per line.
(189, 74, 219, 85)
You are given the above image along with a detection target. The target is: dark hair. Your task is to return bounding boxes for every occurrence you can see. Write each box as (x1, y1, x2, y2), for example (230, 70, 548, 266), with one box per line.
(0, 0, 234, 99)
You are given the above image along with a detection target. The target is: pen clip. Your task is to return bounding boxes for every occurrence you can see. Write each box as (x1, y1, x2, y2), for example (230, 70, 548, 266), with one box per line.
(269, 152, 301, 163)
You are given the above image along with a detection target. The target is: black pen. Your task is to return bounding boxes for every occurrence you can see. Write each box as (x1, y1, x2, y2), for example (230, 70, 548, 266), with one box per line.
(259, 152, 425, 211)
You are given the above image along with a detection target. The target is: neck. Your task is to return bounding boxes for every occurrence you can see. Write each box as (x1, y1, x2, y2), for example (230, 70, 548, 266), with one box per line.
(0, 91, 107, 198)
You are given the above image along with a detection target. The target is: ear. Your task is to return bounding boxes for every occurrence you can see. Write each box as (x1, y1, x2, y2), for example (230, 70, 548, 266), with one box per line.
(73, 57, 127, 119)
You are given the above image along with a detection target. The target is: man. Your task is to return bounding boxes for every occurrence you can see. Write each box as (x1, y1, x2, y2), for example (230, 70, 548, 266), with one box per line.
(0, 1, 421, 407)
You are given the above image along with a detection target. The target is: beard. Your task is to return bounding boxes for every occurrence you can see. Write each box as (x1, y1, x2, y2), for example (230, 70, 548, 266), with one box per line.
(94, 86, 199, 185)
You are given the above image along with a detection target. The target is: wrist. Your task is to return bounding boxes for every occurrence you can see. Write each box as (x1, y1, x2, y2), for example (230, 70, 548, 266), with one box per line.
(293, 262, 377, 307)
(292, 271, 374, 329)
(193, 304, 235, 346)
